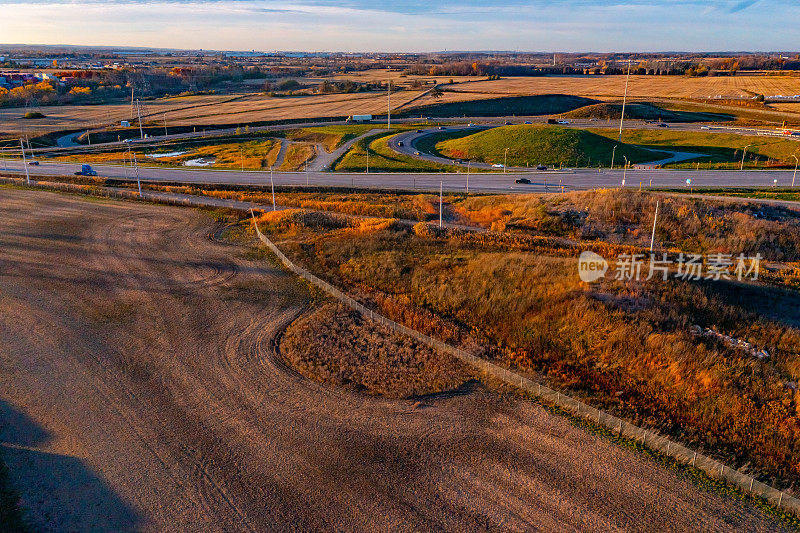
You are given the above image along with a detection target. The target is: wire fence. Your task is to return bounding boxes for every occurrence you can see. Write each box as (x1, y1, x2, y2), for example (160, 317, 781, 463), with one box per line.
(252, 217, 800, 518)
(5, 174, 798, 516)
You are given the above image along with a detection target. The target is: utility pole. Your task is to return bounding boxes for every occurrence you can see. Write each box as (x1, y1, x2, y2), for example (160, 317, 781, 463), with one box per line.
(387, 80, 391, 130)
(741, 144, 751, 171)
(270, 167, 276, 211)
(136, 99, 144, 139)
(439, 181, 443, 229)
(611, 145, 617, 170)
(619, 59, 631, 142)
(130, 87, 135, 120)
(19, 138, 30, 185)
(366, 145, 369, 174)
(504, 147, 509, 174)
(649, 200, 659, 252)
(622, 156, 628, 187)
(792, 155, 798, 187)
(466, 160, 470, 193)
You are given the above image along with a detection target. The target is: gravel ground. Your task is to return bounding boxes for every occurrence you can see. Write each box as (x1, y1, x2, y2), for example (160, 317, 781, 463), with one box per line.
(0, 187, 789, 532)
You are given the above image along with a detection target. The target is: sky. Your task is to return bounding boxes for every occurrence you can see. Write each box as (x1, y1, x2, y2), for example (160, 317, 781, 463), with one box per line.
(0, 0, 797, 53)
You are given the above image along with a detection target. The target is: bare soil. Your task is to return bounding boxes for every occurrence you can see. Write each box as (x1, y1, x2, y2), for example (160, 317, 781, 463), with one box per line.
(0, 187, 789, 532)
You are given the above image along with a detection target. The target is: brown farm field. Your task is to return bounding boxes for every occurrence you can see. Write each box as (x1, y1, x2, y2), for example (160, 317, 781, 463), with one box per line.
(4, 72, 800, 139)
(447, 75, 800, 100)
(0, 187, 791, 531)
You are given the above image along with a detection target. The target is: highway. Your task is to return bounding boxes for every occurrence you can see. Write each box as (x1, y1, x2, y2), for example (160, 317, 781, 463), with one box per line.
(3, 158, 799, 194)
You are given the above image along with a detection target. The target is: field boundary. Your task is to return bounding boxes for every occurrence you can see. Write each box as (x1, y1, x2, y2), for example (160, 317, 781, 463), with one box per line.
(251, 214, 800, 519)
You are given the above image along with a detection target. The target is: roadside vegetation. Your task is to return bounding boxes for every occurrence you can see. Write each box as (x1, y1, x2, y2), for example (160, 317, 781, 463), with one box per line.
(564, 102, 732, 122)
(243, 188, 800, 493)
(55, 139, 283, 170)
(435, 124, 667, 167)
(334, 131, 455, 172)
(286, 125, 376, 151)
(591, 128, 800, 169)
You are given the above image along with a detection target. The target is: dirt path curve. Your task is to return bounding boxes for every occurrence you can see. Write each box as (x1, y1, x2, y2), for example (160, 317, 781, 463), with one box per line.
(0, 188, 789, 532)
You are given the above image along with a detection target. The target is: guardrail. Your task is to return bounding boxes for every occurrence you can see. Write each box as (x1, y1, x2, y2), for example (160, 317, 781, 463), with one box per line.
(251, 213, 799, 518)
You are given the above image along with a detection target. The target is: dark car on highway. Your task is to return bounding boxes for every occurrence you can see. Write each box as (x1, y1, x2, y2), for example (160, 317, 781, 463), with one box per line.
(515, 178, 531, 184)
(28, 161, 40, 165)
(416, 129, 423, 133)
(536, 164, 547, 170)
(397, 141, 404, 147)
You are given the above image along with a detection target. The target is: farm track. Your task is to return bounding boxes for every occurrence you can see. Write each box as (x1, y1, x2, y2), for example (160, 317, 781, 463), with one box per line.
(0, 188, 791, 532)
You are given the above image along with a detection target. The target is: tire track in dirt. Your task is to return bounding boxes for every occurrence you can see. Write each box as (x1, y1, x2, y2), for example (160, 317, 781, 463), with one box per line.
(0, 188, 792, 532)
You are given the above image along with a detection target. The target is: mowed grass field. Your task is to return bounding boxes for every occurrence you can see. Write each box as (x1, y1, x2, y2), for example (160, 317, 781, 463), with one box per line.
(435, 124, 667, 167)
(335, 131, 455, 172)
(591, 127, 800, 168)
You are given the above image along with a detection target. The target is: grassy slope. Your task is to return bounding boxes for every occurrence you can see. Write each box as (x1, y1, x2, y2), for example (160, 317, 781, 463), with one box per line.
(436, 124, 667, 167)
(335, 131, 455, 173)
(565, 102, 733, 123)
(591, 128, 800, 168)
(287, 125, 376, 151)
(403, 94, 598, 118)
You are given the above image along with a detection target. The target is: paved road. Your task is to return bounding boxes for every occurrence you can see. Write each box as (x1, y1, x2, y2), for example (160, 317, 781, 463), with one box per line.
(3, 158, 799, 194)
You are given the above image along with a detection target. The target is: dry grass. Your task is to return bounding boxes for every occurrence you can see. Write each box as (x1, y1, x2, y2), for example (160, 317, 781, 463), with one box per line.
(282, 302, 471, 398)
(251, 189, 800, 490)
(279, 143, 316, 171)
(54, 139, 282, 170)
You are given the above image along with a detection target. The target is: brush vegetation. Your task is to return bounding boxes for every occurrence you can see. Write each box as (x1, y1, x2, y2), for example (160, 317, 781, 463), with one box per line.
(248, 189, 800, 492)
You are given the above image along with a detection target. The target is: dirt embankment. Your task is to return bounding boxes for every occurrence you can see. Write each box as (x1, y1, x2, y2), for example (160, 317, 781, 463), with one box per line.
(0, 188, 789, 532)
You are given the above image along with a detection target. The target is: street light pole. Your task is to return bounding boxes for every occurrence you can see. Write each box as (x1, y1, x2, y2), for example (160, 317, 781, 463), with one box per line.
(270, 167, 276, 211)
(439, 180, 443, 229)
(741, 144, 752, 171)
(19, 138, 30, 185)
(622, 156, 628, 187)
(387, 80, 391, 131)
(466, 160, 470, 194)
(611, 145, 618, 171)
(792, 155, 798, 187)
(136, 98, 144, 139)
(619, 59, 631, 142)
(504, 147, 509, 174)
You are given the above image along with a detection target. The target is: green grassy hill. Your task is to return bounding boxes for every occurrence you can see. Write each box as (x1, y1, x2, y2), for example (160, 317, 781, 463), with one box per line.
(436, 124, 667, 167)
(564, 102, 733, 123)
(403, 94, 597, 118)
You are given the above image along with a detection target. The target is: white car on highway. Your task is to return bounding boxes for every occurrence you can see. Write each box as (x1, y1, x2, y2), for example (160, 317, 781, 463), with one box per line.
(492, 164, 504, 168)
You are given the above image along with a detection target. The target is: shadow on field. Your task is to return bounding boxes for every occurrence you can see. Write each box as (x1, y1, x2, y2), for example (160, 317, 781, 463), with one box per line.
(0, 399, 142, 532)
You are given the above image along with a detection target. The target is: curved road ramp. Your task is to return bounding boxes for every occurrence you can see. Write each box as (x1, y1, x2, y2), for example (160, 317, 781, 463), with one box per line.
(0, 187, 793, 532)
